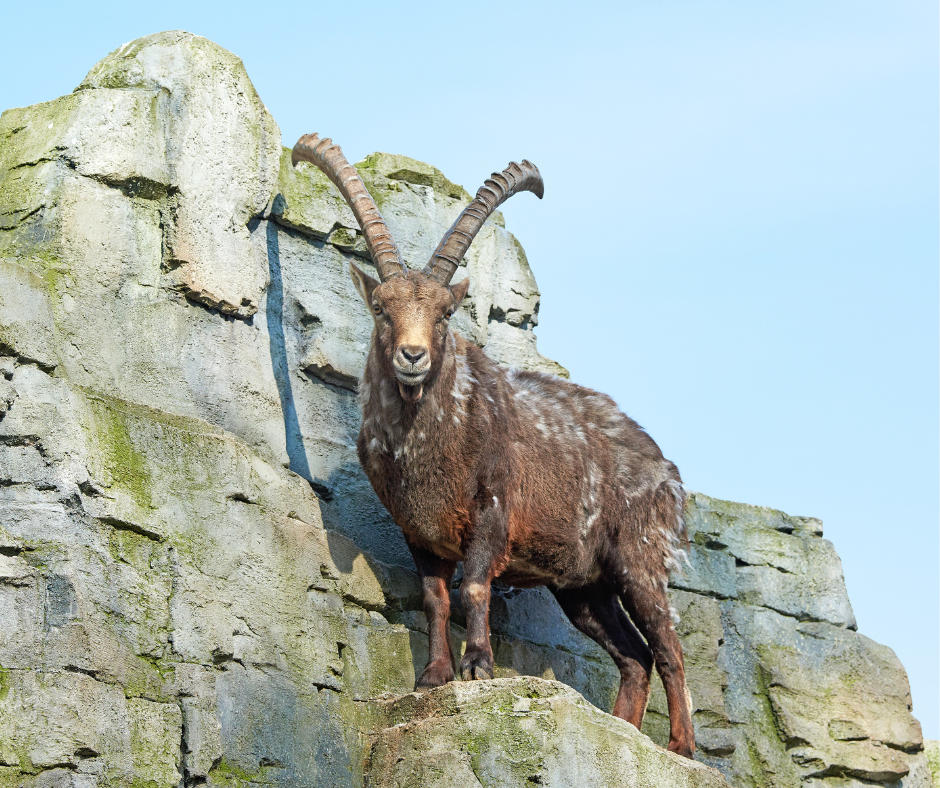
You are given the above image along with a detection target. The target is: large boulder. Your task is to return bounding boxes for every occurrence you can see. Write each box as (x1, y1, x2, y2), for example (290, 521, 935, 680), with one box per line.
(0, 31, 927, 788)
(365, 678, 729, 788)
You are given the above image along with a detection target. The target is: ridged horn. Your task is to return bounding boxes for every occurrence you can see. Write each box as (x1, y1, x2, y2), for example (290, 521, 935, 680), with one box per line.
(291, 134, 407, 281)
(423, 160, 543, 284)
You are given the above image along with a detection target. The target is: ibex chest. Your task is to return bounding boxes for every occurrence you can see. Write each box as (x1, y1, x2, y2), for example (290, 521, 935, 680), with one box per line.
(358, 401, 471, 559)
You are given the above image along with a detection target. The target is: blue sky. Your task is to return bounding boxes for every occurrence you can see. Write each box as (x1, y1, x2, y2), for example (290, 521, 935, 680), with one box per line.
(2, 1, 937, 737)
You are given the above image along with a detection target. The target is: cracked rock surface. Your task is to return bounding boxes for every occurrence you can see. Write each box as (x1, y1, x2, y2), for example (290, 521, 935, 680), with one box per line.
(365, 677, 728, 788)
(0, 30, 928, 788)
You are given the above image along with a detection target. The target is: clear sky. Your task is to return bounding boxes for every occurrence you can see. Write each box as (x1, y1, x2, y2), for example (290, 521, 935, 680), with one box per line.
(2, 0, 936, 738)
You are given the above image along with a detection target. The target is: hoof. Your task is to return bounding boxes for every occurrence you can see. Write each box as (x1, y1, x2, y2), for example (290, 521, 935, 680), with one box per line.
(414, 660, 455, 690)
(460, 664, 494, 681)
(667, 739, 695, 760)
(459, 651, 494, 682)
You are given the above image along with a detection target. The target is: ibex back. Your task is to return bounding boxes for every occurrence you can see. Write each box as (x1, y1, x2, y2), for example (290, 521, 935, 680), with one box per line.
(292, 134, 695, 758)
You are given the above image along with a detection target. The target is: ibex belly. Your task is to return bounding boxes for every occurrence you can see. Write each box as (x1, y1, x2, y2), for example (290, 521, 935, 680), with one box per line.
(501, 503, 607, 588)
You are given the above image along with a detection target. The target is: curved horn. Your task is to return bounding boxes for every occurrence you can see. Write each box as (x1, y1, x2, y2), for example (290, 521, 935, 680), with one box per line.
(423, 160, 543, 284)
(291, 134, 407, 281)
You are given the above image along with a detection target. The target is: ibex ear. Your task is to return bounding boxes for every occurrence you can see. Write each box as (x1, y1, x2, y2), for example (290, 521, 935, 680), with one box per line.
(449, 276, 470, 309)
(349, 261, 379, 306)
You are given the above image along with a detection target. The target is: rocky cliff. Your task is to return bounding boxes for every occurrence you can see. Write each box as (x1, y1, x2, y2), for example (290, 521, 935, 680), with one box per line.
(0, 32, 930, 788)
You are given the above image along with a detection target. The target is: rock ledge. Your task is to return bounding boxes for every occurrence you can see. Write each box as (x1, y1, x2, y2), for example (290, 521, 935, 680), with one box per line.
(365, 677, 730, 788)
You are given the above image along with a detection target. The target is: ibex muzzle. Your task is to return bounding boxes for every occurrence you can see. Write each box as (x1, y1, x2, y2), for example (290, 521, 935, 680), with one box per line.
(292, 133, 697, 759)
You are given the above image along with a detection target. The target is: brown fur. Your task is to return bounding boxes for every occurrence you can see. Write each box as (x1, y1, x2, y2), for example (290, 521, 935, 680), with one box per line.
(350, 265, 696, 758)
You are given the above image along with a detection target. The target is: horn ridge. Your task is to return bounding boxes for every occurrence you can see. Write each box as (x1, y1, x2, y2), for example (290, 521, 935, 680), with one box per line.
(422, 159, 543, 285)
(291, 133, 407, 281)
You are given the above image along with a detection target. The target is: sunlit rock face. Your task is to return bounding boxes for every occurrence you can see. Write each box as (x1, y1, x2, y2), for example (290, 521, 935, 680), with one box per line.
(0, 31, 927, 788)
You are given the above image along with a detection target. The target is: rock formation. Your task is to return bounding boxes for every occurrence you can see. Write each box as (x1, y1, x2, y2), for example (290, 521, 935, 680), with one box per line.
(0, 31, 930, 788)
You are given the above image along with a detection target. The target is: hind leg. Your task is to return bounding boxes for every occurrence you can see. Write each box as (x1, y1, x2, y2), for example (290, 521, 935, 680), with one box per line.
(552, 586, 654, 729)
(619, 579, 695, 759)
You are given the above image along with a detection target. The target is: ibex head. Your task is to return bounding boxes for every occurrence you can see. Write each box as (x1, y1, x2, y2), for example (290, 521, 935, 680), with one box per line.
(291, 134, 543, 402)
(346, 265, 470, 402)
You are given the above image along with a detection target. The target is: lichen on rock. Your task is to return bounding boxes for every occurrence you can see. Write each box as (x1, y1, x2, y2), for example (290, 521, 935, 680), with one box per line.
(366, 678, 729, 787)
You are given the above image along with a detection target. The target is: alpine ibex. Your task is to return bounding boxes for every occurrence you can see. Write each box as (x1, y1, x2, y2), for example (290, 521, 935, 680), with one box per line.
(291, 134, 695, 758)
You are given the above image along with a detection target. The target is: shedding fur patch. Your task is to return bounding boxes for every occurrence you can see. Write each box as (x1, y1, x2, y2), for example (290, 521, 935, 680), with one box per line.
(654, 480, 690, 627)
(578, 459, 603, 538)
(358, 351, 417, 459)
(451, 346, 476, 423)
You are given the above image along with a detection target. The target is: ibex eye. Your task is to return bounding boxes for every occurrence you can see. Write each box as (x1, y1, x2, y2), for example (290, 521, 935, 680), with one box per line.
(372, 304, 382, 316)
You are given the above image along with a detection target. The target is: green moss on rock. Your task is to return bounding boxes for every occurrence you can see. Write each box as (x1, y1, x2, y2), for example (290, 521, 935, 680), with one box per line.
(357, 152, 471, 202)
(925, 740, 939, 786)
(127, 697, 182, 788)
(207, 757, 276, 788)
(88, 396, 153, 509)
(367, 678, 730, 787)
(0, 95, 82, 174)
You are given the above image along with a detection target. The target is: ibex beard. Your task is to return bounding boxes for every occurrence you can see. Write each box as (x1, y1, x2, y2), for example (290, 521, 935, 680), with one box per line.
(292, 133, 696, 759)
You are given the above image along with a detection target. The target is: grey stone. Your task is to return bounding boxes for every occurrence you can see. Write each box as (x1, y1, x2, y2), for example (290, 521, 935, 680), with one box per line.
(0, 261, 59, 371)
(714, 603, 922, 786)
(78, 31, 282, 319)
(670, 541, 737, 600)
(366, 678, 731, 788)
(0, 670, 181, 787)
(686, 492, 856, 628)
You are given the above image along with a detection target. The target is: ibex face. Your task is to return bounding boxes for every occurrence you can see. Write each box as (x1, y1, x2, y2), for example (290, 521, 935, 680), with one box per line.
(349, 264, 470, 402)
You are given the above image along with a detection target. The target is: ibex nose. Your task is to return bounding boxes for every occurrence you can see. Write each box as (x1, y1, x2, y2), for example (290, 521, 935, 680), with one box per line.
(401, 346, 426, 365)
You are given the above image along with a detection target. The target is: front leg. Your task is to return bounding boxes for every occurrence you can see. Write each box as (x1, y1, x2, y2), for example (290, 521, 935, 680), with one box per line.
(407, 542, 457, 690)
(459, 497, 509, 681)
